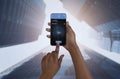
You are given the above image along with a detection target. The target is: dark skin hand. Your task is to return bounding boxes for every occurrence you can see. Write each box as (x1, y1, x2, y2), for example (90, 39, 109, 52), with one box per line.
(39, 45, 64, 79)
(40, 22, 93, 79)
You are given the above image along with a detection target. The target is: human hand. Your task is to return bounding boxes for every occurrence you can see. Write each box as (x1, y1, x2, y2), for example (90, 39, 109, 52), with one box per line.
(40, 45, 64, 79)
(64, 22, 77, 50)
(46, 22, 77, 51)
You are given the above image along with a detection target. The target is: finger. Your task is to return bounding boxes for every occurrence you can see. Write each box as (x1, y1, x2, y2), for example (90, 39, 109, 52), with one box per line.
(66, 21, 69, 24)
(66, 22, 72, 31)
(55, 44, 60, 57)
(41, 55, 47, 69)
(51, 51, 58, 62)
(48, 22, 51, 26)
(66, 21, 69, 26)
(48, 53, 54, 62)
(46, 53, 51, 62)
(46, 28, 51, 32)
(55, 44, 60, 53)
(46, 35, 51, 38)
(58, 55, 64, 67)
(47, 52, 51, 55)
(41, 55, 47, 64)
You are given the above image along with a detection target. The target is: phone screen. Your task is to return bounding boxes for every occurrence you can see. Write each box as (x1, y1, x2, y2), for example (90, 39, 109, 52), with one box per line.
(51, 13, 66, 45)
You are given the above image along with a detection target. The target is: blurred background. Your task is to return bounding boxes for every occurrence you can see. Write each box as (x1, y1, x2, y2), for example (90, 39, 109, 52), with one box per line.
(0, 0, 120, 79)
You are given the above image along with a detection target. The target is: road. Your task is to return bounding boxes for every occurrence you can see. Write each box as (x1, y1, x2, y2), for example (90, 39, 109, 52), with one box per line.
(1, 46, 120, 79)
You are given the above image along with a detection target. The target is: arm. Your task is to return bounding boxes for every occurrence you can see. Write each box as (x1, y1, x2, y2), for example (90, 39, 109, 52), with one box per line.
(68, 43, 92, 79)
(64, 23, 93, 79)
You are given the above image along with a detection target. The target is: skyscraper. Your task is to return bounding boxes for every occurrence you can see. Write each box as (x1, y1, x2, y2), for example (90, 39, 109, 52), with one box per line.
(0, 0, 46, 47)
(61, 0, 120, 52)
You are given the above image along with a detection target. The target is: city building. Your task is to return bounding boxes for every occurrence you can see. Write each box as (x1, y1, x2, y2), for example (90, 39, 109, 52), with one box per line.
(0, 0, 46, 47)
(61, 0, 120, 52)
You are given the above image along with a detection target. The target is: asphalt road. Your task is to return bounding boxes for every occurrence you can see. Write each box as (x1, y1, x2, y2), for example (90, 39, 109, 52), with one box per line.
(1, 46, 120, 79)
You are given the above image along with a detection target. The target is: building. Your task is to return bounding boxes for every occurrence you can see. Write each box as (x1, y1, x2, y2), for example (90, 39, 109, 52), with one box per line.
(61, 0, 120, 52)
(0, 0, 46, 47)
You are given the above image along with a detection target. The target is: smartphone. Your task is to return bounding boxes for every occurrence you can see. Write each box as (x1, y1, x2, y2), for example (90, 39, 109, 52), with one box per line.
(51, 13, 66, 45)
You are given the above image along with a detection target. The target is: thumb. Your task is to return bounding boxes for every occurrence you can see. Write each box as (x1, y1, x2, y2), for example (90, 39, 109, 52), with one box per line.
(58, 55, 64, 67)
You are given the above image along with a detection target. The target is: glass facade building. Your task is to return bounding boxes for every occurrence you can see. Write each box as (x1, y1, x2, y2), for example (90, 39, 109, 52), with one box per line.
(0, 0, 45, 47)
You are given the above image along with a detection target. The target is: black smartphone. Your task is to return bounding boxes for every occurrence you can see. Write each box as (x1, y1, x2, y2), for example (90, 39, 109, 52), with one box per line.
(51, 13, 66, 45)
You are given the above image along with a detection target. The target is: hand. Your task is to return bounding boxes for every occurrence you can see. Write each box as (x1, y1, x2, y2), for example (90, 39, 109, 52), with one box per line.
(64, 22, 76, 50)
(40, 45, 64, 79)
(46, 22, 77, 51)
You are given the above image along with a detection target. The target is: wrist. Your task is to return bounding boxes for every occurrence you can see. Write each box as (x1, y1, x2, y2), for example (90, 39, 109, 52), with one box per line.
(67, 42, 78, 52)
